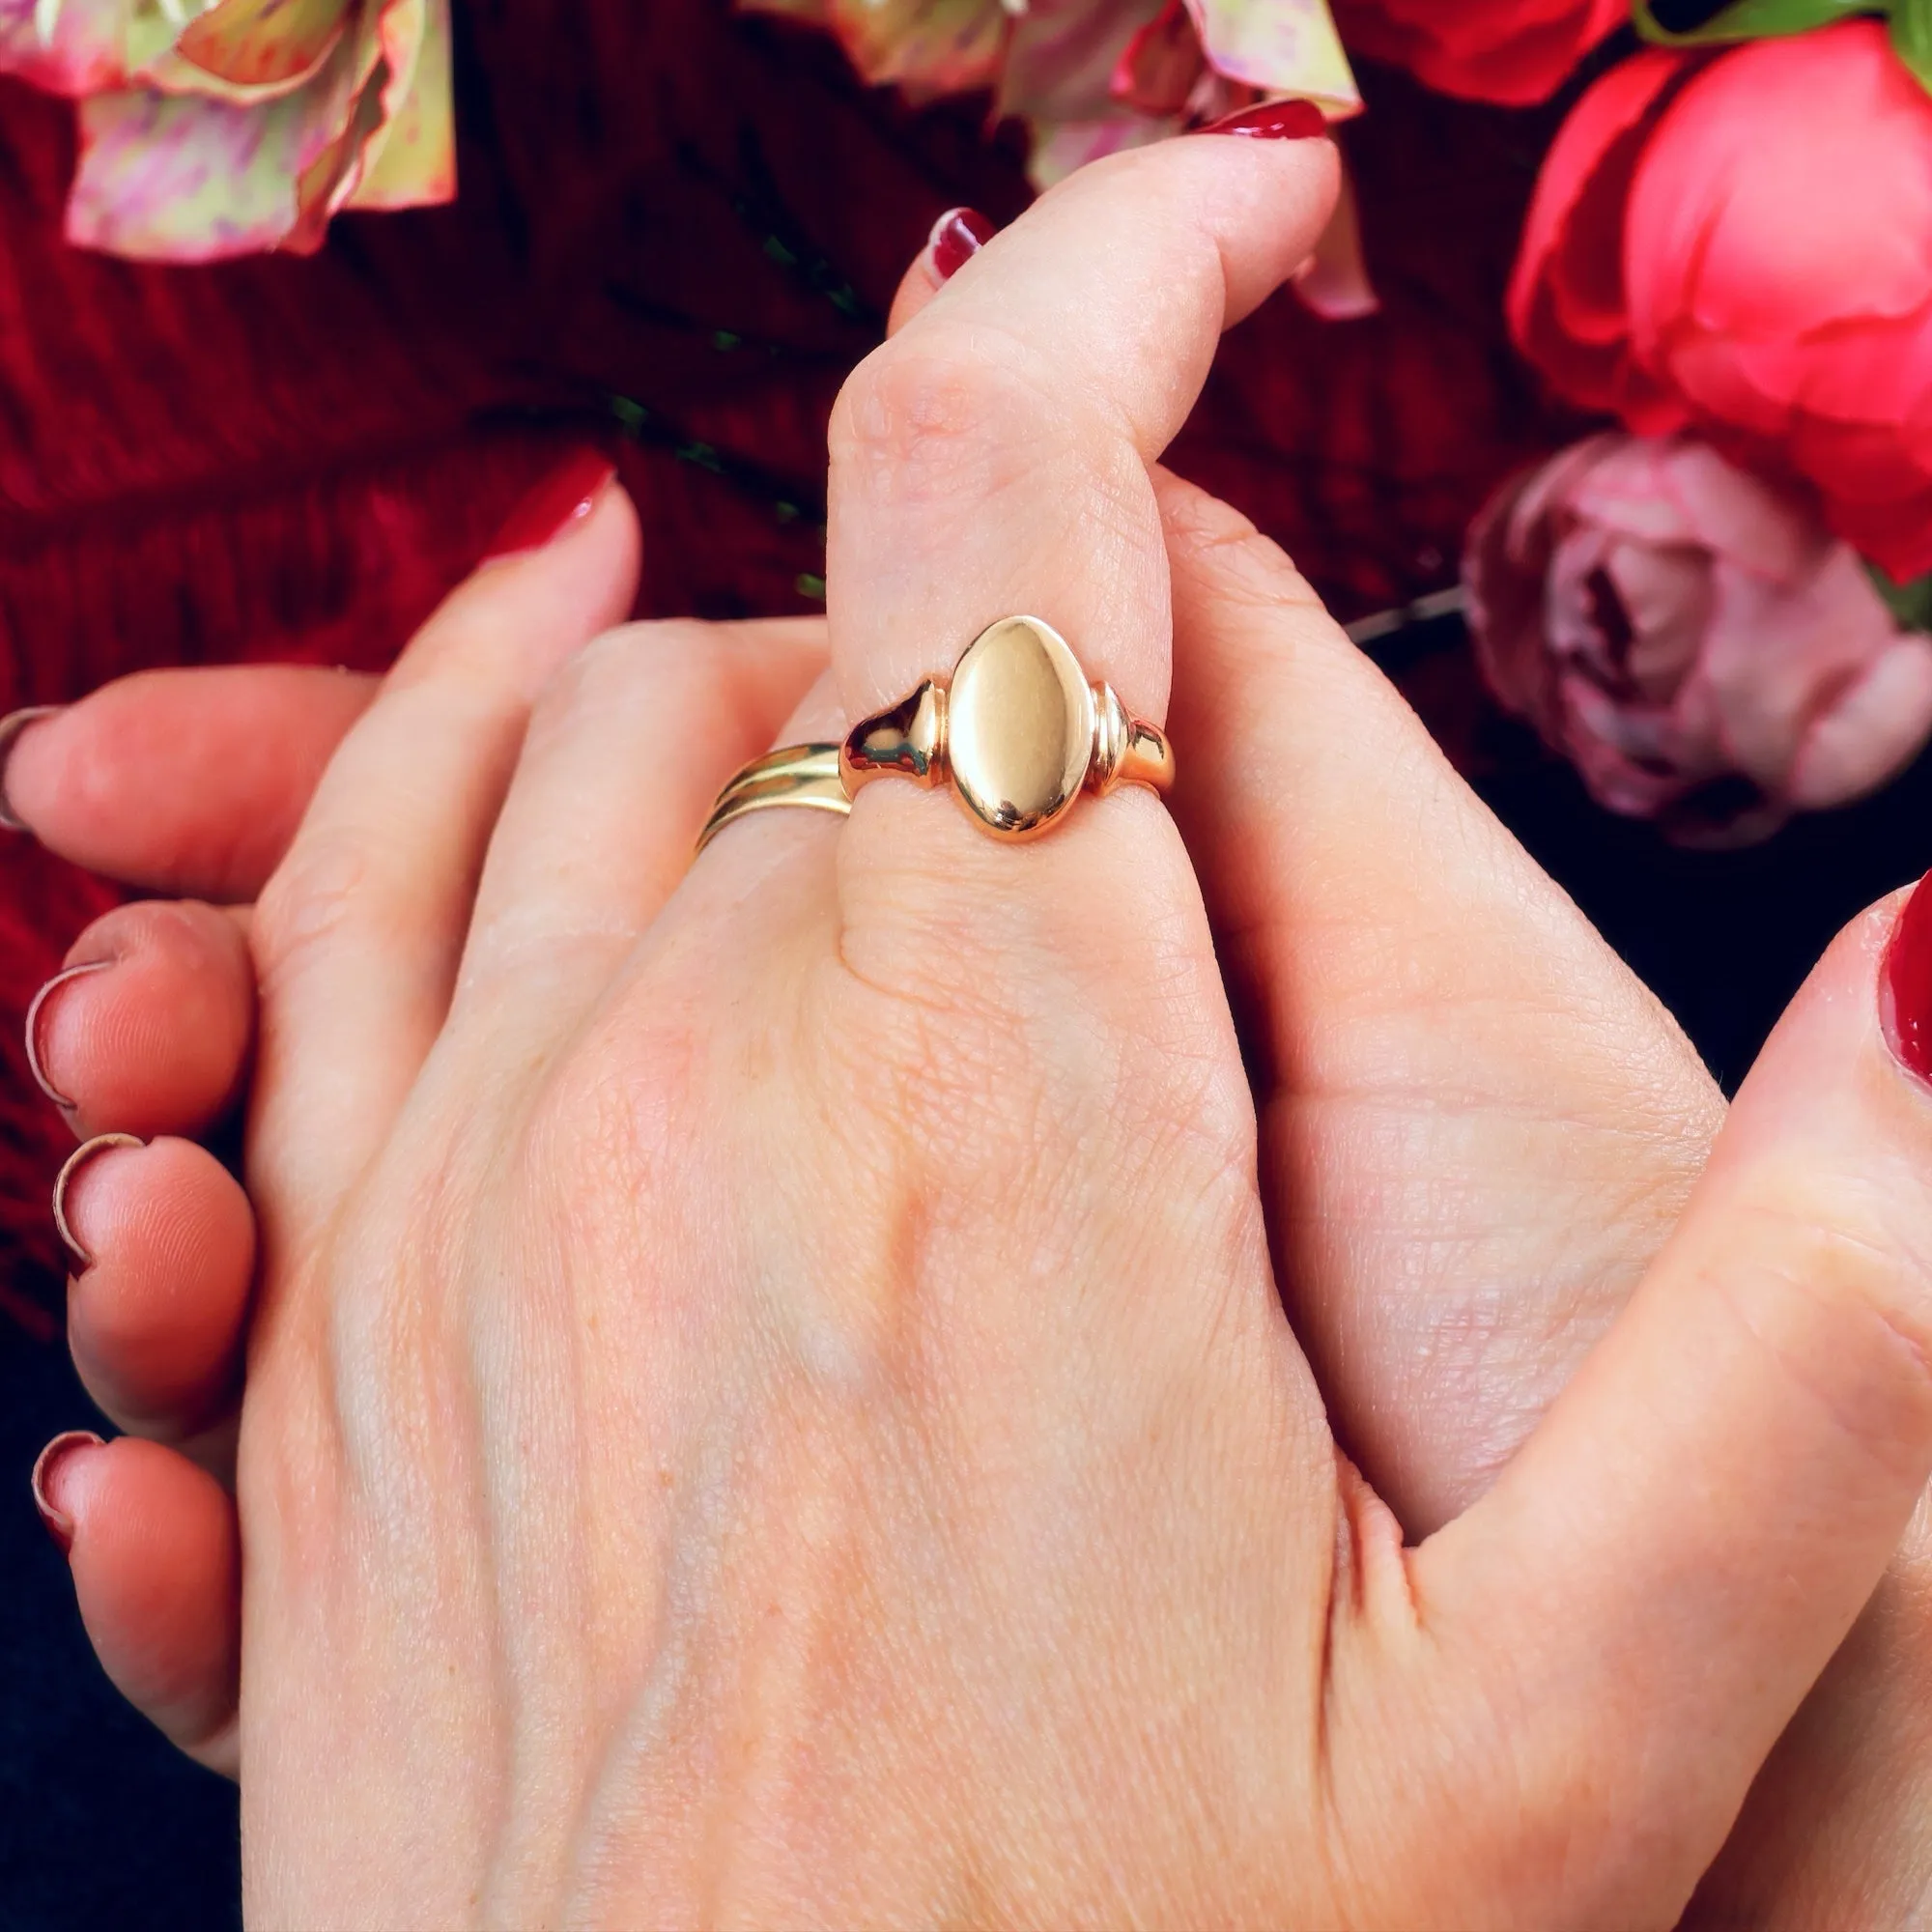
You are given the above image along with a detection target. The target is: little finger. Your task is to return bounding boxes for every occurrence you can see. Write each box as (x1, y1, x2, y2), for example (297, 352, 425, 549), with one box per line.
(33, 1432, 240, 1778)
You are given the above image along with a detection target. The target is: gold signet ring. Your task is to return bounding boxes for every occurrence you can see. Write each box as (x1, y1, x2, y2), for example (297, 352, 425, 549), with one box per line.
(843, 615, 1172, 840)
(695, 616, 1173, 855)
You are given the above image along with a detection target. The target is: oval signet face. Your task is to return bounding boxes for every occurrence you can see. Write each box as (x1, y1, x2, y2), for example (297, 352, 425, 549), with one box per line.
(947, 616, 1094, 838)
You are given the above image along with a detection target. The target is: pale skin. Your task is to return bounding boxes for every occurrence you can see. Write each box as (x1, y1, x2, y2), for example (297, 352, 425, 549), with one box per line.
(13, 135, 1932, 1922)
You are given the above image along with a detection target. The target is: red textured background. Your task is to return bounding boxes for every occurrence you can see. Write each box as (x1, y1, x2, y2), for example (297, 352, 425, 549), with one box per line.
(0, 0, 1583, 1325)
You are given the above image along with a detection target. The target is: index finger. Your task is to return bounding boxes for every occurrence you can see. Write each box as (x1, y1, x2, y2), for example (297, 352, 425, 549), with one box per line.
(827, 128, 1338, 753)
(3, 667, 376, 900)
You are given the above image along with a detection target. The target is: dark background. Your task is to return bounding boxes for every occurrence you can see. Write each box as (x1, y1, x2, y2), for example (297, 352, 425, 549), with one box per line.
(4, 4, 1927, 1924)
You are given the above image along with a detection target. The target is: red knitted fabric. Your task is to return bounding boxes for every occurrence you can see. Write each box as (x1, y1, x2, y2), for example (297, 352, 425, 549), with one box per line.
(0, 3, 1579, 1324)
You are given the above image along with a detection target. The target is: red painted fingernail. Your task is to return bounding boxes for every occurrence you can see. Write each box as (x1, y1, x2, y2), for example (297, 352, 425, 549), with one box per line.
(0, 705, 63, 834)
(24, 959, 115, 1112)
(1884, 871, 1932, 1086)
(1193, 99, 1329, 140)
(52, 1132, 144, 1272)
(32, 1431, 103, 1555)
(928, 207, 996, 282)
(484, 448, 616, 562)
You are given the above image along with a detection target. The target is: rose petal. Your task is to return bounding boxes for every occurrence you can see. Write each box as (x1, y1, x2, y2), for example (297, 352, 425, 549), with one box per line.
(1789, 633, 1932, 810)
(1603, 537, 1712, 696)
(1331, 0, 1622, 106)
(1699, 539, 1900, 783)
(1650, 437, 1829, 580)
(1822, 476, 1932, 582)
(1628, 24, 1932, 357)
(1508, 50, 1689, 412)
(1650, 325, 1793, 440)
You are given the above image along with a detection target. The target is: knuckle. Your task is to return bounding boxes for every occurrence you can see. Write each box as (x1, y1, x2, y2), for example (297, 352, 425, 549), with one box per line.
(827, 846, 1243, 1195)
(830, 330, 1070, 505)
(250, 831, 375, 997)
(1721, 1176, 1932, 1476)
(524, 996, 702, 1211)
(1163, 490, 1321, 613)
(527, 620, 730, 752)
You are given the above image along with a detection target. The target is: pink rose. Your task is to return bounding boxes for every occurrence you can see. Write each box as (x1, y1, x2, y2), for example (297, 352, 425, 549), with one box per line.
(1329, 0, 1625, 104)
(1465, 435, 1932, 846)
(0, 0, 453, 262)
(1510, 22, 1932, 581)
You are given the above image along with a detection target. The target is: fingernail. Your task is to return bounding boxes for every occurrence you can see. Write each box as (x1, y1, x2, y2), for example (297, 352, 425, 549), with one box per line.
(484, 448, 617, 562)
(0, 706, 63, 834)
(928, 207, 995, 283)
(1885, 871, 1932, 1086)
(1193, 99, 1329, 140)
(52, 1133, 144, 1272)
(24, 959, 115, 1112)
(32, 1431, 103, 1555)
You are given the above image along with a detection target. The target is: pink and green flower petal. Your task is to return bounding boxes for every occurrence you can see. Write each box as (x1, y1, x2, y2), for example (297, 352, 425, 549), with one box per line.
(282, 0, 391, 238)
(1027, 108, 1169, 187)
(68, 14, 363, 258)
(123, 0, 225, 78)
(70, 86, 311, 255)
(1111, 0, 1206, 118)
(288, 69, 382, 245)
(1186, 0, 1360, 115)
(163, 0, 350, 97)
(345, 0, 453, 209)
(0, 0, 139, 97)
(1000, 0, 1166, 121)
(821, 0, 1007, 93)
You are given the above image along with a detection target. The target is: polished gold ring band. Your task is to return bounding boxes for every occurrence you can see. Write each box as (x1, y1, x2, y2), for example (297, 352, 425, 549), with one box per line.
(696, 743, 848, 854)
(696, 615, 1173, 856)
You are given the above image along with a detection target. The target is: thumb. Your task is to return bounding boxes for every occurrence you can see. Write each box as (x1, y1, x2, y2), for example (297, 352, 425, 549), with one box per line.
(1407, 874, 1932, 1923)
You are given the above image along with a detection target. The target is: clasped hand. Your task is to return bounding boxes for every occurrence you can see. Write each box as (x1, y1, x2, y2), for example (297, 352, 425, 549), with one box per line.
(16, 131, 1932, 1925)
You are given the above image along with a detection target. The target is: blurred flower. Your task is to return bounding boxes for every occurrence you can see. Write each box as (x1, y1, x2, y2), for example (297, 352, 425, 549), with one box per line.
(743, 0, 1359, 185)
(1329, 0, 1625, 104)
(1466, 434, 1932, 846)
(1510, 22, 1932, 581)
(1506, 48, 1688, 425)
(0, 0, 453, 261)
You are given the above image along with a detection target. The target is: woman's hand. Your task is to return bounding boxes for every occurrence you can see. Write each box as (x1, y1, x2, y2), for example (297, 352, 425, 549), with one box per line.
(14, 481, 1723, 1798)
(224, 131, 1932, 1922)
(14, 136, 1932, 1919)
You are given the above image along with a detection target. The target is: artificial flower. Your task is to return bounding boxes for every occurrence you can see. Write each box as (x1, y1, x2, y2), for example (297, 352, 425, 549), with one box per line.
(1466, 434, 1932, 846)
(1329, 0, 1625, 105)
(1510, 22, 1932, 581)
(0, 0, 454, 261)
(743, 0, 1359, 185)
(1505, 48, 1690, 426)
